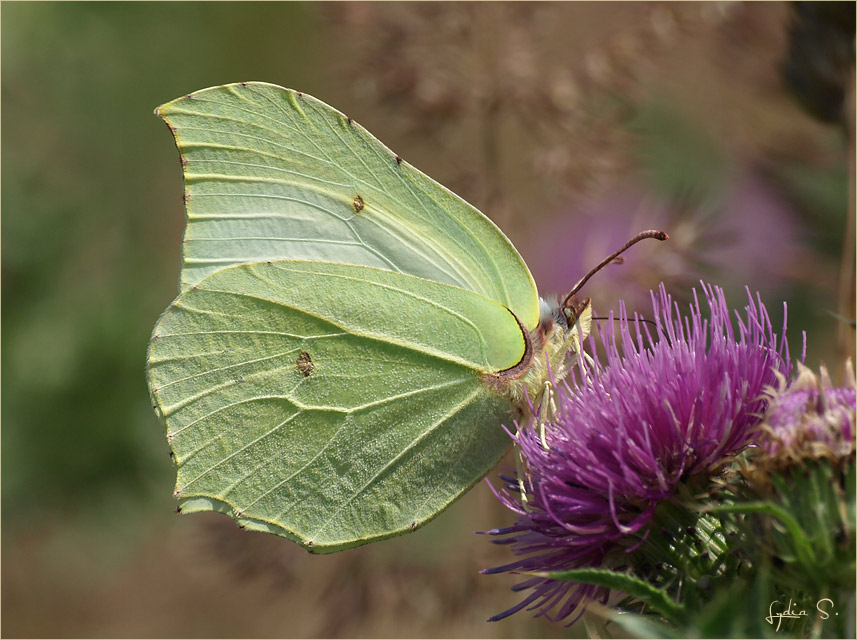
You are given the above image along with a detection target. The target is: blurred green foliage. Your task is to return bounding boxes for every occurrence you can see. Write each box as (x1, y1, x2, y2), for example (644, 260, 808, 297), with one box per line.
(627, 100, 730, 204)
(2, 1, 321, 522)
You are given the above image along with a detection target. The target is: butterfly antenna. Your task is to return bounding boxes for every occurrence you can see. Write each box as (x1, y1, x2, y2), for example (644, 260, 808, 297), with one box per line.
(561, 230, 669, 309)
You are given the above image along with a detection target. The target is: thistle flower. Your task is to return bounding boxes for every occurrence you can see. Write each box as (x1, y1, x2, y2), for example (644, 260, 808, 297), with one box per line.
(720, 362, 856, 640)
(754, 361, 856, 464)
(482, 283, 796, 624)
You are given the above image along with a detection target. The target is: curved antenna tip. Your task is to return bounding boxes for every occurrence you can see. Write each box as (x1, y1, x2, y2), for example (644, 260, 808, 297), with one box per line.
(562, 229, 669, 308)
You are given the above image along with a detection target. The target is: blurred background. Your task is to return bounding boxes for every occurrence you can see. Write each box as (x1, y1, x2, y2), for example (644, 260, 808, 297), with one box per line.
(2, 2, 853, 637)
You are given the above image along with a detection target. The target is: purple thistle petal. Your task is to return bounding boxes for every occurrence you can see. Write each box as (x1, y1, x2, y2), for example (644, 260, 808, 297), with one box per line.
(482, 282, 794, 623)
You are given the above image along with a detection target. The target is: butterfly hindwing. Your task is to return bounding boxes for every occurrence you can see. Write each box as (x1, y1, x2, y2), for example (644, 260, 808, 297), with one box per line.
(147, 260, 525, 552)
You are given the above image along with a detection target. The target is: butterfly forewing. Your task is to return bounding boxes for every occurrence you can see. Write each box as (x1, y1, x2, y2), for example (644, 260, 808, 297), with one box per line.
(158, 82, 540, 329)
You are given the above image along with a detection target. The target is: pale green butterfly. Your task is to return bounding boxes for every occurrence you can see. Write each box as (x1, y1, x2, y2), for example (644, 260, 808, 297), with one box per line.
(147, 82, 661, 553)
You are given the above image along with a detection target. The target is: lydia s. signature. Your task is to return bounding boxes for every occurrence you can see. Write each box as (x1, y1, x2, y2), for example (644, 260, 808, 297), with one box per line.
(765, 598, 837, 631)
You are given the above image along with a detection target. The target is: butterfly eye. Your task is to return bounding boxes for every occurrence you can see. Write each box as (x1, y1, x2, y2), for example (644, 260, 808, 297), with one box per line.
(562, 296, 591, 327)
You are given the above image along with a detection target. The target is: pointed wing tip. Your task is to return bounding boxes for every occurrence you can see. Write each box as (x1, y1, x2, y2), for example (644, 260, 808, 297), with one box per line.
(154, 99, 180, 122)
(154, 92, 196, 120)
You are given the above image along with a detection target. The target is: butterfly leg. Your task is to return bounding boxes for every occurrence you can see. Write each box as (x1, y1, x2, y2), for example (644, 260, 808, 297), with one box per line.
(537, 380, 556, 450)
(514, 442, 532, 512)
(516, 379, 559, 511)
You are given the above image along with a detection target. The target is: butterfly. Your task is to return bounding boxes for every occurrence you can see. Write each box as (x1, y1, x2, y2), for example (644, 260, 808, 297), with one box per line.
(147, 82, 662, 552)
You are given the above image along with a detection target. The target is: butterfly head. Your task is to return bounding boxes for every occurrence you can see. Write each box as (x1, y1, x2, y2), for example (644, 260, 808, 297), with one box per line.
(508, 230, 669, 414)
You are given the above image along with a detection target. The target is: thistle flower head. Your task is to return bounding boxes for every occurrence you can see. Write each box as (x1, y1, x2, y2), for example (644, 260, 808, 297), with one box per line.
(482, 283, 796, 624)
(754, 361, 856, 464)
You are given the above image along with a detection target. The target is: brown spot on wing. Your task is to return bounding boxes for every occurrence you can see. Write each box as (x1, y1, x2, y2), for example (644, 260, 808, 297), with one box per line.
(296, 351, 315, 377)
